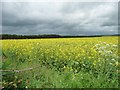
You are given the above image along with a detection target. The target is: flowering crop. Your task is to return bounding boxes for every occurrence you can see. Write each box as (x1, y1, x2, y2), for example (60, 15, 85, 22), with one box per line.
(1, 36, 119, 88)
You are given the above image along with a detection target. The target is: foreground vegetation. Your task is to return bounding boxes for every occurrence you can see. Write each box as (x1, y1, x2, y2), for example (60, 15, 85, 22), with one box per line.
(1, 36, 119, 88)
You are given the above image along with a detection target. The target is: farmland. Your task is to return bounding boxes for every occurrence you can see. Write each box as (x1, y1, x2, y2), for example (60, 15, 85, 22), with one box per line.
(1, 36, 119, 88)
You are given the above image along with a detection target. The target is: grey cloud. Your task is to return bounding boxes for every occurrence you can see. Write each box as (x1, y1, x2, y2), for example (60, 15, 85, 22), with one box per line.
(2, 2, 118, 35)
(101, 16, 118, 27)
(118, 2, 120, 26)
(101, 22, 117, 27)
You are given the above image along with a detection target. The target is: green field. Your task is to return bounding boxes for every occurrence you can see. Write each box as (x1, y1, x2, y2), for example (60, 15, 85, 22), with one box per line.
(1, 36, 119, 88)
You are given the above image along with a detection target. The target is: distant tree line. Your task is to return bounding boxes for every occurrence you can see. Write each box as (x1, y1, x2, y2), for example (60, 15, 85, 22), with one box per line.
(1, 34, 62, 39)
(0, 34, 119, 39)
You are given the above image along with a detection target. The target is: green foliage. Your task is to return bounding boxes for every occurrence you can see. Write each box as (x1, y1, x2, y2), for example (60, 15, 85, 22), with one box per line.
(1, 36, 119, 88)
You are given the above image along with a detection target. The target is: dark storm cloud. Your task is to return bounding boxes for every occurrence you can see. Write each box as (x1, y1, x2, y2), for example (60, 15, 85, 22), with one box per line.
(2, 2, 118, 35)
(101, 17, 118, 27)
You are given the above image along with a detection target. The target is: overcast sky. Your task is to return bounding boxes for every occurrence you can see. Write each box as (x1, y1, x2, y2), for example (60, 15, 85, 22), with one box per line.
(2, 2, 118, 35)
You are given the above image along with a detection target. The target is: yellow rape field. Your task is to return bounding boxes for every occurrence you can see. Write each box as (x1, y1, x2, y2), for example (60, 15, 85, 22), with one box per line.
(1, 36, 119, 88)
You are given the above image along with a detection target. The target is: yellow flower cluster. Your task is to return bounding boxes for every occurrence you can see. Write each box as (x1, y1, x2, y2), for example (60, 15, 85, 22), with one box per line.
(1, 36, 119, 71)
